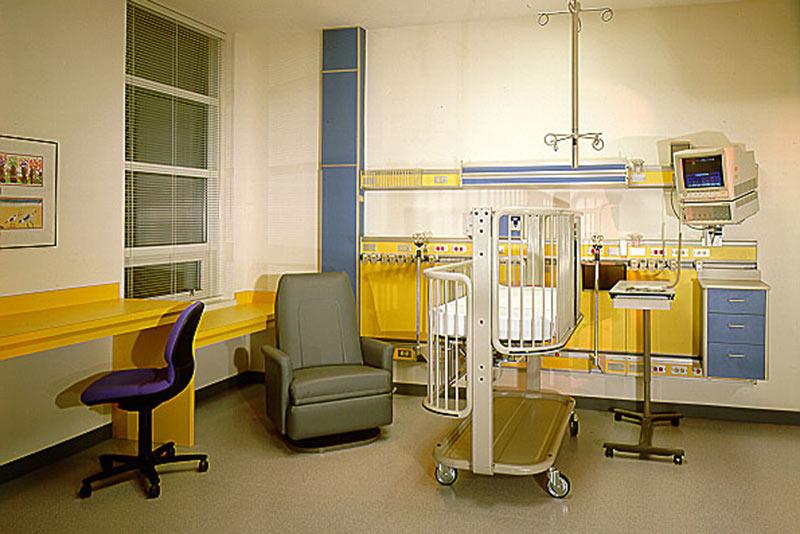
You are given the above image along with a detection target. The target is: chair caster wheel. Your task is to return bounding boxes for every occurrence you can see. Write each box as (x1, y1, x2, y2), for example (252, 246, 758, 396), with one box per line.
(147, 484, 161, 499)
(673, 455, 684, 465)
(614, 413, 622, 422)
(604, 448, 613, 458)
(671, 419, 681, 427)
(79, 484, 92, 499)
(198, 459, 209, 472)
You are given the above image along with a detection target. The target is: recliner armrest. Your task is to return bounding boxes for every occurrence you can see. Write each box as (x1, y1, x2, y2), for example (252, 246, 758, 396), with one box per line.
(261, 345, 293, 435)
(361, 337, 394, 375)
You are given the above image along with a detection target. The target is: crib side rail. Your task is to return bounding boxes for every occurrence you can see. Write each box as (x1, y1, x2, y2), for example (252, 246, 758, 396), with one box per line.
(491, 208, 581, 356)
(423, 260, 473, 418)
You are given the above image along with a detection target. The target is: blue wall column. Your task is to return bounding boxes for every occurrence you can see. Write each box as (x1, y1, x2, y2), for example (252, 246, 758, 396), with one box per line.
(320, 27, 366, 296)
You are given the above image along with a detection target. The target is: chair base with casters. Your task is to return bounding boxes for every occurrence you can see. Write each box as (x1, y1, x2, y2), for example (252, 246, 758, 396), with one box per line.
(78, 301, 208, 499)
(79, 408, 208, 499)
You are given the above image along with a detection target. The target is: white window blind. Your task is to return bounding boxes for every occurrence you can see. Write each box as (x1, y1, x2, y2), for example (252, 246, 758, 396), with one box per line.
(125, 2, 222, 299)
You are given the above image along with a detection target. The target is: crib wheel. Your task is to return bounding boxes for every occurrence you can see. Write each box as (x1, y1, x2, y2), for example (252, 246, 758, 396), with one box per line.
(569, 413, 579, 437)
(434, 464, 457, 486)
(545, 469, 570, 499)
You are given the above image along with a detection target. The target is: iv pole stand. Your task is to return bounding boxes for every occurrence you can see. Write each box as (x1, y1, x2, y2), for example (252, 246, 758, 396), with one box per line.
(538, 1, 612, 169)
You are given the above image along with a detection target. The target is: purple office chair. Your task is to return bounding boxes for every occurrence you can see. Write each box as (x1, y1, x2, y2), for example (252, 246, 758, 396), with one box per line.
(78, 302, 208, 499)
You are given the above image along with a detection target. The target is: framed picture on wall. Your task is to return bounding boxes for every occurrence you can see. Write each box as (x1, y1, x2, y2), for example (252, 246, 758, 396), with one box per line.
(0, 134, 58, 248)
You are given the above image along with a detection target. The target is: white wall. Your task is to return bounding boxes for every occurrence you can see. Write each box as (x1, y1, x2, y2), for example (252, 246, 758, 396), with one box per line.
(0, 0, 125, 295)
(0, 0, 320, 464)
(227, 28, 320, 292)
(365, 0, 800, 411)
(0, 0, 126, 464)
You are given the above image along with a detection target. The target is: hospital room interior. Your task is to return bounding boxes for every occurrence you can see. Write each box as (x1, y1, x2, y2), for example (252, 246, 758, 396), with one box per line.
(1, 0, 799, 531)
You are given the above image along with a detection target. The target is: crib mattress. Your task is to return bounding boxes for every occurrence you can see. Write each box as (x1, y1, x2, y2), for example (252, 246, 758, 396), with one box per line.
(430, 286, 557, 341)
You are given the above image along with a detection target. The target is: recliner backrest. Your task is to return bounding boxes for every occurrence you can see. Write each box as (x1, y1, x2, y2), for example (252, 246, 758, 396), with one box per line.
(275, 272, 362, 369)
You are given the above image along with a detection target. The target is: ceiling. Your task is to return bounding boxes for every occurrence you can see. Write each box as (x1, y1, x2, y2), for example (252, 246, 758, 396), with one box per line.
(162, 0, 739, 34)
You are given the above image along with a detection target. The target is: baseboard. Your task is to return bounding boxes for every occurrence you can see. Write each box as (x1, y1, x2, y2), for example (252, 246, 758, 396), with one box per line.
(572, 396, 800, 426)
(196, 370, 263, 404)
(0, 424, 112, 485)
(0, 370, 264, 485)
(393, 381, 800, 425)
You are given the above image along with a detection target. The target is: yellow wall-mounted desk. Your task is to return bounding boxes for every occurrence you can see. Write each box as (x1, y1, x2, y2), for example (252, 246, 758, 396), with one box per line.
(0, 284, 275, 447)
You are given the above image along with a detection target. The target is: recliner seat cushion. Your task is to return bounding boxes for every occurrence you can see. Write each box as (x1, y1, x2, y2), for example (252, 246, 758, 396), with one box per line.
(290, 365, 391, 406)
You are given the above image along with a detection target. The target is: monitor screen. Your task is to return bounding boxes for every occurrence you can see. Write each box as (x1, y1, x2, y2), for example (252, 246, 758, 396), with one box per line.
(682, 155, 724, 189)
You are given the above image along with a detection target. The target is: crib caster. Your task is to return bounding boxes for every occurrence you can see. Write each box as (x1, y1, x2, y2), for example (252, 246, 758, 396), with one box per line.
(569, 412, 579, 437)
(545, 468, 570, 499)
(434, 464, 457, 486)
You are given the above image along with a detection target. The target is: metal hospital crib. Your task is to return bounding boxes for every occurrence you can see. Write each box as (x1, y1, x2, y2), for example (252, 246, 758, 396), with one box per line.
(423, 207, 582, 498)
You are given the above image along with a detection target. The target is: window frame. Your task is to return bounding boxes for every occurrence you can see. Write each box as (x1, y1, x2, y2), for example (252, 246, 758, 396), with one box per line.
(124, 1, 224, 301)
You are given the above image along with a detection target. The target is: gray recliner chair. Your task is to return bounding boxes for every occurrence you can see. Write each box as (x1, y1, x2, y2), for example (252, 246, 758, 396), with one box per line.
(261, 272, 394, 445)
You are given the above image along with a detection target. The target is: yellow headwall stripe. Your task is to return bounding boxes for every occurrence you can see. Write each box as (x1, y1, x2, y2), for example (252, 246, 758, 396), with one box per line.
(628, 170, 674, 187)
(579, 243, 757, 262)
(0, 282, 120, 316)
(362, 169, 461, 189)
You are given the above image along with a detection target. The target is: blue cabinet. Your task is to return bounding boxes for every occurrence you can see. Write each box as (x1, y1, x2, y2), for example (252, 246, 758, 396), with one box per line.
(707, 313, 765, 345)
(703, 284, 769, 380)
(707, 289, 766, 315)
(707, 342, 765, 380)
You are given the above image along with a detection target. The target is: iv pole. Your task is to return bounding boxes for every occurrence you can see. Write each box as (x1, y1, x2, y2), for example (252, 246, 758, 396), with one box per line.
(538, 1, 613, 169)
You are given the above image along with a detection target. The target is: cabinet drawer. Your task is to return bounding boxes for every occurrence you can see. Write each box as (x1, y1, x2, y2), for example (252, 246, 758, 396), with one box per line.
(708, 342, 765, 380)
(707, 313, 765, 345)
(707, 289, 765, 315)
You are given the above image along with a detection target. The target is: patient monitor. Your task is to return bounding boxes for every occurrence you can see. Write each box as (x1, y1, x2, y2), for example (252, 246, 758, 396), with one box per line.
(673, 144, 759, 227)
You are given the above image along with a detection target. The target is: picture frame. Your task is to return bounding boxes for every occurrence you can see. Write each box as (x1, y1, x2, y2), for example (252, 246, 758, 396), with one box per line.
(0, 134, 58, 248)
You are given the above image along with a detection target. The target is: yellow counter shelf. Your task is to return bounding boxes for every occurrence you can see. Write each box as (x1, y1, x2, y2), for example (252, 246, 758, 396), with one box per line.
(0, 285, 276, 360)
(0, 284, 275, 447)
(0, 286, 187, 361)
(196, 293, 276, 348)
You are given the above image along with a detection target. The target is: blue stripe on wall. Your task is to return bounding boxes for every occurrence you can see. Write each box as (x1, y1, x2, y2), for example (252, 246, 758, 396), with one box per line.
(359, 28, 366, 237)
(462, 175, 628, 185)
(320, 27, 365, 296)
(321, 72, 358, 166)
(321, 167, 358, 291)
(462, 164, 627, 174)
(322, 28, 359, 71)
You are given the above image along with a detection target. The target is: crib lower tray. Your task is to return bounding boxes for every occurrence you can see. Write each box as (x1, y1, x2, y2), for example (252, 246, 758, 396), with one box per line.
(433, 390, 575, 476)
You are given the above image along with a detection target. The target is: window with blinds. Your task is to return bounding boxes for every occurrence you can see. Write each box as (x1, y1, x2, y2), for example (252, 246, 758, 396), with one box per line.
(125, 2, 222, 299)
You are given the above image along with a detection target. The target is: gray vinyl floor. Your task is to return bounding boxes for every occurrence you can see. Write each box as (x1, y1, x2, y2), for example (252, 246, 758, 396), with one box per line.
(2, 384, 800, 534)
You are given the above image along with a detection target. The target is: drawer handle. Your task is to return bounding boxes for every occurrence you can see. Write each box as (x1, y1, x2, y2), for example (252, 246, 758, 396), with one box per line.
(727, 298, 746, 303)
(727, 324, 745, 329)
(727, 353, 746, 359)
